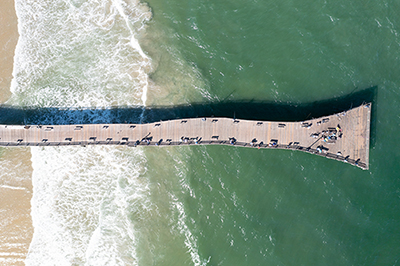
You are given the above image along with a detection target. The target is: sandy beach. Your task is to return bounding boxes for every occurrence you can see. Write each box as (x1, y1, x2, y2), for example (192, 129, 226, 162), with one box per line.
(0, 0, 18, 103)
(0, 148, 33, 266)
(0, 0, 34, 265)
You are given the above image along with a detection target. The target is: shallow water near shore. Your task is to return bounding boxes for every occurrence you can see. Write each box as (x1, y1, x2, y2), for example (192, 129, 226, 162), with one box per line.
(1, 0, 400, 265)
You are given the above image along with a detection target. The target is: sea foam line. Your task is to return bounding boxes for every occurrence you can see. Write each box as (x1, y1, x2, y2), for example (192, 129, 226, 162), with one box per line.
(168, 148, 210, 266)
(170, 196, 210, 266)
(0, 184, 26, 190)
(112, 0, 149, 107)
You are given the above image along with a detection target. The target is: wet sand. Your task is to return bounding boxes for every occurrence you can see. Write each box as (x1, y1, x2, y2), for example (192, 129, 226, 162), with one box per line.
(0, 0, 18, 103)
(0, 148, 33, 266)
(0, 0, 34, 265)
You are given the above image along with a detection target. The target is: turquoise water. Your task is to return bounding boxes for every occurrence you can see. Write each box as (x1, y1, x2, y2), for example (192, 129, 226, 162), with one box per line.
(141, 0, 400, 265)
(5, 0, 400, 265)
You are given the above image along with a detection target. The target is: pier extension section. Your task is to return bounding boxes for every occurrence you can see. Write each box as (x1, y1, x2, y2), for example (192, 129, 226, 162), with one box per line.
(0, 104, 371, 169)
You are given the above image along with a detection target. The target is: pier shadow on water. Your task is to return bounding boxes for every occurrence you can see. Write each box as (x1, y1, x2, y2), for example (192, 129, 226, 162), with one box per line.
(0, 86, 377, 146)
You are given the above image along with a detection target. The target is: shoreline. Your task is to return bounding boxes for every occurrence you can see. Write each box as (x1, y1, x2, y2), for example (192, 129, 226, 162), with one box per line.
(0, 0, 34, 265)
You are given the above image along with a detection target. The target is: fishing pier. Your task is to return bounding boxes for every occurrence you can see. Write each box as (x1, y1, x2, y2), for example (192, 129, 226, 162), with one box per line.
(0, 104, 371, 169)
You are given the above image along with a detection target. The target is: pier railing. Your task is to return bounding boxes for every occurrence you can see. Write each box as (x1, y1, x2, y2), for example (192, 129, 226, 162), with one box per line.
(2, 139, 367, 170)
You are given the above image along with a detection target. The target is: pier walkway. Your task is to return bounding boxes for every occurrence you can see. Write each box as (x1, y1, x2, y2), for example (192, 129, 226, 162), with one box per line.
(0, 104, 371, 169)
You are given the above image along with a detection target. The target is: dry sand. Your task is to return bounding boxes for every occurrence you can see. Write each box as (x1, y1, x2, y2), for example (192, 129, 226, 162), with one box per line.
(0, 0, 34, 265)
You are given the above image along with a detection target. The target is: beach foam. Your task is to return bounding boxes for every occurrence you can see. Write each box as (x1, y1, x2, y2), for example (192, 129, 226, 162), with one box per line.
(9, 0, 154, 265)
(26, 146, 149, 265)
(10, 0, 152, 108)
(169, 148, 210, 266)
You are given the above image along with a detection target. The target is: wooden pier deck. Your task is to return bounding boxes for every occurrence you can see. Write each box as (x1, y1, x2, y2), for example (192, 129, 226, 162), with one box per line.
(0, 103, 371, 169)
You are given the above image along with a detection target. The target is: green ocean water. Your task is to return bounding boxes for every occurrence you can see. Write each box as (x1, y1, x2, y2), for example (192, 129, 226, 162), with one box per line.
(140, 0, 400, 265)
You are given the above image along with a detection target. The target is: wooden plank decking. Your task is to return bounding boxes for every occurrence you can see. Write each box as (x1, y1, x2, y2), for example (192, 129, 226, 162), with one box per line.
(0, 103, 371, 169)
